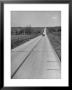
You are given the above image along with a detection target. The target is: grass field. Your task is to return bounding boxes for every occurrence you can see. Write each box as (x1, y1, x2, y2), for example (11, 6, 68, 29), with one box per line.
(46, 27, 61, 60)
(11, 27, 43, 49)
(11, 34, 41, 49)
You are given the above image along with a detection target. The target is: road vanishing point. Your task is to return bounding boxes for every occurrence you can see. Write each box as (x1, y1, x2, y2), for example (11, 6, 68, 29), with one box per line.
(11, 28, 61, 79)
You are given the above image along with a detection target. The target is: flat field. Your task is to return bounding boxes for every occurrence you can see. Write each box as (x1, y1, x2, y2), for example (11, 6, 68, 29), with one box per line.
(11, 27, 44, 49)
(46, 27, 61, 60)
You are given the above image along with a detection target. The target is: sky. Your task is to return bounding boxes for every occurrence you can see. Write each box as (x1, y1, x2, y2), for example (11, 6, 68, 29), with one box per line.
(11, 11, 61, 27)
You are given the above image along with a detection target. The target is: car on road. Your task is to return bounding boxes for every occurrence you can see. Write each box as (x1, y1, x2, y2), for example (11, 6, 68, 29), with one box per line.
(42, 34, 45, 36)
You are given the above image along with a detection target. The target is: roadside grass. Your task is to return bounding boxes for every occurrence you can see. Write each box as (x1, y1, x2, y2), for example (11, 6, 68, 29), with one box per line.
(46, 27, 61, 61)
(11, 34, 42, 49)
(11, 27, 43, 49)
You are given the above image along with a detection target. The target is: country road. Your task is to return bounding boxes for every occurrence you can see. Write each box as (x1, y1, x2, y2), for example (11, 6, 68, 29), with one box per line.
(11, 28, 61, 79)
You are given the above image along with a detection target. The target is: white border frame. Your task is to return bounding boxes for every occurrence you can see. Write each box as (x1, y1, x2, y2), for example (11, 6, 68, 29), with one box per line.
(4, 4, 69, 86)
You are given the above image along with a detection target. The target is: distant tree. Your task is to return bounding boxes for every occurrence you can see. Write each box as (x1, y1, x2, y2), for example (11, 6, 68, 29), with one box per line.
(25, 26, 32, 35)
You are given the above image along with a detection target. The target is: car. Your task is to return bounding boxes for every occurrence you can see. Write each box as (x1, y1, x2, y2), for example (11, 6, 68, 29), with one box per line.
(42, 34, 45, 36)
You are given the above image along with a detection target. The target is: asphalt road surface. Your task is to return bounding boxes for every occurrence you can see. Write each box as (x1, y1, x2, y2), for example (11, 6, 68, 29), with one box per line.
(11, 28, 61, 79)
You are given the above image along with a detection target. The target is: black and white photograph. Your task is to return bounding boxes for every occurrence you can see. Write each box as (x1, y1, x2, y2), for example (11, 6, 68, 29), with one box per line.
(4, 4, 69, 86)
(11, 11, 61, 79)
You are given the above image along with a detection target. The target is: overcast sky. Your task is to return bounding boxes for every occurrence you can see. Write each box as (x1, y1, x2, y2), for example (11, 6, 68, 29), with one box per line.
(11, 11, 61, 27)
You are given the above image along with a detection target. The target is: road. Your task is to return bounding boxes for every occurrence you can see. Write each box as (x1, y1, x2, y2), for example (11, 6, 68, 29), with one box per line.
(11, 28, 61, 79)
